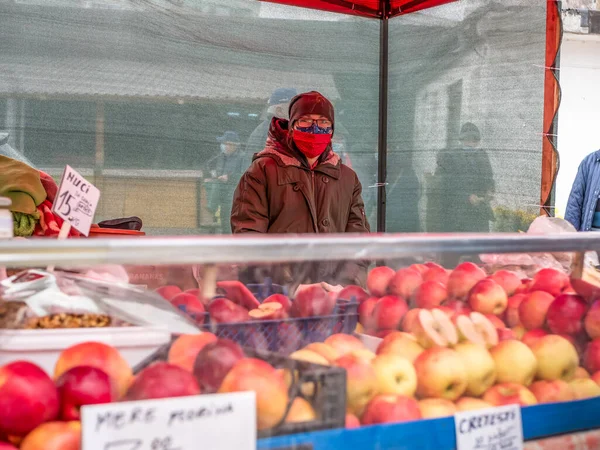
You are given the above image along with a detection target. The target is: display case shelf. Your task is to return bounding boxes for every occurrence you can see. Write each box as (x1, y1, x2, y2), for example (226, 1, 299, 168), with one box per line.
(258, 397, 600, 450)
(2, 232, 600, 268)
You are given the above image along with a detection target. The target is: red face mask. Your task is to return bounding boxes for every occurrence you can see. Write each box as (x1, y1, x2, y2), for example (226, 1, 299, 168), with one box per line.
(292, 130, 332, 159)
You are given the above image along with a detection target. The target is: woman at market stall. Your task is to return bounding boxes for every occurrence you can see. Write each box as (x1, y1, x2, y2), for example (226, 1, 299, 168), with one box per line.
(230, 91, 370, 291)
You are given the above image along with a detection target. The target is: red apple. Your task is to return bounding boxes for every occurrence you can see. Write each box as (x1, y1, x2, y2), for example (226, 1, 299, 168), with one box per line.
(170, 292, 205, 316)
(521, 329, 548, 347)
(125, 362, 200, 400)
(489, 270, 522, 297)
(216, 280, 260, 310)
(584, 338, 600, 374)
(184, 288, 207, 305)
(367, 266, 396, 297)
(497, 328, 517, 341)
(468, 279, 508, 316)
(358, 297, 378, 330)
(529, 380, 575, 403)
(336, 285, 370, 304)
(530, 268, 569, 297)
(483, 383, 537, 407)
(388, 268, 422, 299)
(168, 333, 219, 372)
(208, 298, 250, 323)
(372, 295, 408, 330)
(0, 361, 59, 436)
(56, 366, 119, 420)
(263, 294, 292, 312)
(291, 285, 335, 318)
(546, 294, 588, 335)
(422, 265, 450, 286)
(345, 413, 360, 429)
(447, 262, 486, 300)
(193, 338, 245, 393)
(518, 291, 555, 330)
(401, 308, 422, 333)
(0, 444, 17, 450)
(443, 300, 472, 320)
(19, 421, 80, 450)
(414, 281, 447, 309)
(155, 285, 182, 301)
(505, 293, 526, 327)
(585, 300, 600, 340)
(361, 395, 421, 425)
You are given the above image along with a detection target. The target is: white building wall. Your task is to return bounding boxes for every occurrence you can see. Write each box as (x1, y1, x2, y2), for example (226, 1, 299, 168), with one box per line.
(556, 34, 600, 217)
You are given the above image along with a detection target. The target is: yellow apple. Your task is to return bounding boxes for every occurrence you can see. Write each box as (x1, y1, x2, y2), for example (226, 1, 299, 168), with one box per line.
(418, 398, 457, 419)
(454, 342, 497, 397)
(455, 397, 493, 411)
(376, 331, 424, 363)
(414, 347, 467, 401)
(529, 335, 579, 382)
(489, 340, 537, 386)
(372, 354, 417, 397)
(569, 378, 600, 400)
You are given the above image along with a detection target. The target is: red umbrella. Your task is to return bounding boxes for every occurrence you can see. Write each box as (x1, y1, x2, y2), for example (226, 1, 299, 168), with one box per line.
(259, 0, 457, 18)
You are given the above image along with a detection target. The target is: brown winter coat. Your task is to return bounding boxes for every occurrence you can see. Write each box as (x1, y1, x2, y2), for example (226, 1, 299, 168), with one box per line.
(231, 118, 370, 289)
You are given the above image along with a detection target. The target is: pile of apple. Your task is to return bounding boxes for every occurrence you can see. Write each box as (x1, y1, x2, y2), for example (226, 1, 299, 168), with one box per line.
(0, 334, 318, 449)
(156, 282, 337, 324)
(285, 261, 600, 427)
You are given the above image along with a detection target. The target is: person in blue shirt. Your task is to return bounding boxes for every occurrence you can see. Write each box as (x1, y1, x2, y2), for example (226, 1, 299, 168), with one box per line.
(565, 150, 600, 231)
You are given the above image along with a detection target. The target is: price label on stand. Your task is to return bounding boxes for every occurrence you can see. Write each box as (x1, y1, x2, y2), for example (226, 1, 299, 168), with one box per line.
(52, 165, 100, 236)
(81, 392, 256, 450)
(454, 404, 523, 450)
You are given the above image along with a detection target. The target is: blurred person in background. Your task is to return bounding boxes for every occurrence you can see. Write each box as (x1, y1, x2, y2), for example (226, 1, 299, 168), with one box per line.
(565, 149, 600, 231)
(428, 122, 495, 233)
(245, 88, 297, 160)
(205, 131, 247, 234)
(231, 91, 370, 292)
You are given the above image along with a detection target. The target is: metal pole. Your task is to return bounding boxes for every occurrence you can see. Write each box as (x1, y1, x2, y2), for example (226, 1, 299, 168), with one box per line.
(377, 0, 389, 233)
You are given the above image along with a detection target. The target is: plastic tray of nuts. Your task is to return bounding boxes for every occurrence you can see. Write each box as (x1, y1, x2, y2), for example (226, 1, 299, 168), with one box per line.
(133, 341, 347, 438)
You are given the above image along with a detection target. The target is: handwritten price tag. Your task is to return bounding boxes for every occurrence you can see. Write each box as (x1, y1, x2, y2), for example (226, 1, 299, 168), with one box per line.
(454, 404, 523, 450)
(81, 392, 256, 450)
(52, 165, 100, 236)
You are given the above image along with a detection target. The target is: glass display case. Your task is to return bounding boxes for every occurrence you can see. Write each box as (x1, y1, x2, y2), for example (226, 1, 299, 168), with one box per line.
(2, 232, 600, 449)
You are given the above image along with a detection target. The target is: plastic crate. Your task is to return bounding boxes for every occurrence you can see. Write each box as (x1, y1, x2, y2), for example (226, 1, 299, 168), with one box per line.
(247, 277, 287, 301)
(178, 298, 358, 354)
(132, 342, 347, 438)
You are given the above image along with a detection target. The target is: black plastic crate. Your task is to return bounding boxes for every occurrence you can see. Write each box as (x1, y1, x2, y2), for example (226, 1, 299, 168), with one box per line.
(133, 342, 347, 438)
(180, 298, 358, 354)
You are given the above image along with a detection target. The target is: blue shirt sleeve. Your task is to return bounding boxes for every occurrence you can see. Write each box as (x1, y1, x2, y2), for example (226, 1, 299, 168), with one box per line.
(565, 158, 588, 231)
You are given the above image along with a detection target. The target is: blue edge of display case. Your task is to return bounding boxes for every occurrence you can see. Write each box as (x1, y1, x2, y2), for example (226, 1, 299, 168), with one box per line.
(258, 397, 600, 450)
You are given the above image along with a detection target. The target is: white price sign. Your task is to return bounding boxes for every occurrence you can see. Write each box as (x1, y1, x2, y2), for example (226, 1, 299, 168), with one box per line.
(81, 392, 256, 450)
(454, 404, 524, 450)
(52, 165, 100, 236)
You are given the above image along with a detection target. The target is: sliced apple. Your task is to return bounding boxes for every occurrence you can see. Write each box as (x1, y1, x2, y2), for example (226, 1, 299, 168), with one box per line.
(413, 309, 458, 348)
(248, 302, 285, 320)
(470, 312, 499, 348)
(455, 315, 486, 346)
